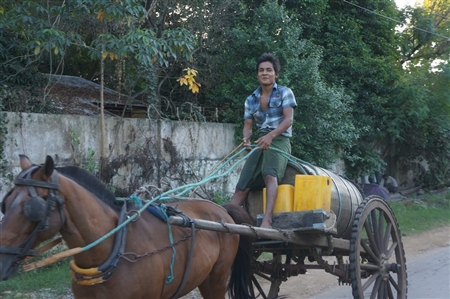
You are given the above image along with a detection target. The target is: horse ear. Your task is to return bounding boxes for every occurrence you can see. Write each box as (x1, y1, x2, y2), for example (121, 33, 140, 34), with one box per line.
(19, 155, 32, 170)
(41, 155, 55, 180)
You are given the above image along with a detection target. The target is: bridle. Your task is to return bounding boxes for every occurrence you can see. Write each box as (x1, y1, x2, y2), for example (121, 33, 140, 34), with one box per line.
(0, 165, 66, 261)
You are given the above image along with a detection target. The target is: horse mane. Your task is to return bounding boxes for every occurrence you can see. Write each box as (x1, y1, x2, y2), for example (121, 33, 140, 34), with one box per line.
(55, 166, 122, 212)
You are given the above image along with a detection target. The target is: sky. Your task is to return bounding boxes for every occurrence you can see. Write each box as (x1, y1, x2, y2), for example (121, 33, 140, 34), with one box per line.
(395, 0, 423, 8)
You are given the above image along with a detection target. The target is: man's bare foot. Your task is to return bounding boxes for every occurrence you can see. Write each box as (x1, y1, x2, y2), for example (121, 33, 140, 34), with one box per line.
(260, 219, 272, 229)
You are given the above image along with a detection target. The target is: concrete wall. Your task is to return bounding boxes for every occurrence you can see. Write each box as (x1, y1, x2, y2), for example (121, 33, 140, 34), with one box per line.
(0, 112, 243, 200)
(0, 112, 420, 204)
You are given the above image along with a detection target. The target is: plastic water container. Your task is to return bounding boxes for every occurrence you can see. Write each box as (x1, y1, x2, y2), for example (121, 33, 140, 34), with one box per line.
(294, 175, 332, 211)
(263, 184, 295, 213)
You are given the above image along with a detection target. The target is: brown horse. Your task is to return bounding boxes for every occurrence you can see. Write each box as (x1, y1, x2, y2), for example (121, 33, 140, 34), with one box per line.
(0, 155, 254, 299)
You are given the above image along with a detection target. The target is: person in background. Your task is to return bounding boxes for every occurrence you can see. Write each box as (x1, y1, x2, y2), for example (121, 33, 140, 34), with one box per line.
(382, 174, 398, 193)
(230, 53, 297, 229)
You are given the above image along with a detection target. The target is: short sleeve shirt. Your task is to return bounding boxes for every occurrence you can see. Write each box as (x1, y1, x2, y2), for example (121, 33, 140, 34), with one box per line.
(244, 83, 297, 137)
(385, 176, 398, 188)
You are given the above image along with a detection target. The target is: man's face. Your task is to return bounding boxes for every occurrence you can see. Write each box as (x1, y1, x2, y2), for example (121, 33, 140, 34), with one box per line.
(257, 61, 278, 86)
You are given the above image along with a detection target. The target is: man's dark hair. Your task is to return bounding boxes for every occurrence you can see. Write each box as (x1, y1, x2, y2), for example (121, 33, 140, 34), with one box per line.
(256, 53, 281, 75)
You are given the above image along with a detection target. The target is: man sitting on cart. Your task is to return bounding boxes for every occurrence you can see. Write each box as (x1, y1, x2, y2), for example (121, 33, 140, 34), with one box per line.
(230, 52, 297, 228)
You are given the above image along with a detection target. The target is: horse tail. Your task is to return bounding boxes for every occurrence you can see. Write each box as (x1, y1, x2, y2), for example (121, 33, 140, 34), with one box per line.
(222, 203, 254, 299)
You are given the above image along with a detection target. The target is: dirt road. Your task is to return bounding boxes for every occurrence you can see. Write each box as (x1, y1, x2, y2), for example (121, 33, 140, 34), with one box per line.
(284, 226, 450, 299)
(182, 225, 450, 299)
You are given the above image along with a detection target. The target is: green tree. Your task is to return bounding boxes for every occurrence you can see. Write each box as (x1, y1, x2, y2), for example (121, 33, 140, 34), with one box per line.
(384, 0, 449, 187)
(0, 0, 196, 114)
(145, 0, 244, 121)
(208, 0, 357, 167)
(387, 62, 450, 188)
(398, 0, 450, 66)
(281, 0, 403, 178)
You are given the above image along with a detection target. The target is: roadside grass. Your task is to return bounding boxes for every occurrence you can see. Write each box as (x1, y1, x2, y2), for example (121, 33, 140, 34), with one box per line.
(0, 240, 72, 298)
(1, 191, 448, 298)
(389, 190, 450, 235)
(0, 260, 71, 298)
(0, 260, 71, 299)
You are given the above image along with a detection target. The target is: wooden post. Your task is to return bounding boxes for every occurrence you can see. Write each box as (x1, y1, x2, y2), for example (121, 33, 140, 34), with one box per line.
(22, 247, 83, 272)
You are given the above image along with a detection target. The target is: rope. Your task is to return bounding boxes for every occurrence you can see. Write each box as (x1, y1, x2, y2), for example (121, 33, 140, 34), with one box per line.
(79, 144, 318, 259)
(189, 141, 245, 196)
(160, 204, 175, 284)
(28, 143, 320, 274)
(129, 194, 143, 208)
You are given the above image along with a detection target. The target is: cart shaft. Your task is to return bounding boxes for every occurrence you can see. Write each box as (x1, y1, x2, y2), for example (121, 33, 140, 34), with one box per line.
(169, 216, 351, 253)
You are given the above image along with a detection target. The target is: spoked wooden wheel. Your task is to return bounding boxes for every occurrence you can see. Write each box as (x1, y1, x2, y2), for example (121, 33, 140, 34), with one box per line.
(267, 254, 282, 298)
(349, 196, 407, 299)
(250, 253, 283, 299)
(250, 276, 282, 299)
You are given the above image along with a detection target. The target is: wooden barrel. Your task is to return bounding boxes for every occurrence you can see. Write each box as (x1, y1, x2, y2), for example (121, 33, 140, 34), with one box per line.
(246, 161, 364, 239)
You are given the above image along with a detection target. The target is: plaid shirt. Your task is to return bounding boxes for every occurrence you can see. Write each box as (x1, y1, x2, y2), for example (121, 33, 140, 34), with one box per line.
(244, 83, 297, 137)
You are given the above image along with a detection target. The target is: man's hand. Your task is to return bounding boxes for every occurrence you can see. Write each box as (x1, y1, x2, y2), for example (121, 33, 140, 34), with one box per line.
(255, 133, 275, 150)
(243, 135, 252, 151)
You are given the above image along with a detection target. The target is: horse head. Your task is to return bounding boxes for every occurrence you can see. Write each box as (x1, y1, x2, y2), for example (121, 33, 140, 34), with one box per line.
(0, 155, 65, 280)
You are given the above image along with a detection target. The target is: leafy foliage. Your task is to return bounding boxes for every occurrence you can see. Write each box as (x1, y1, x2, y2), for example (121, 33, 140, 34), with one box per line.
(206, 1, 357, 167)
(177, 68, 201, 94)
(393, 63, 450, 189)
(0, 0, 448, 187)
(289, 0, 401, 176)
(398, 0, 450, 65)
(0, 0, 196, 113)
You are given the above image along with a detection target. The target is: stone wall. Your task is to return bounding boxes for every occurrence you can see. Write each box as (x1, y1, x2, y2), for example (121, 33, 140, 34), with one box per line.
(0, 112, 242, 200)
(0, 112, 420, 204)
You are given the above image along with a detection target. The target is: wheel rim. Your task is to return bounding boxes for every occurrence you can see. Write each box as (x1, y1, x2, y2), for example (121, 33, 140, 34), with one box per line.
(350, 196, 408, 299)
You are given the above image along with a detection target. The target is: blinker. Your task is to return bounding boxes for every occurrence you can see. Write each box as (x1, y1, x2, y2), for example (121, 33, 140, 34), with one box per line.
(23, 197, 47, 222)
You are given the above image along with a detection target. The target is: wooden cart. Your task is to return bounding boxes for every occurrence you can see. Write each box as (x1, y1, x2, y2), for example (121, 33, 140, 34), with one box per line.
(170, 162, 407, 299)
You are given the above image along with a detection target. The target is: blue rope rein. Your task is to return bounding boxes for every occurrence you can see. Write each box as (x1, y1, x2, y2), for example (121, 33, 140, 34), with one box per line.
(160, 204, 175, 284)
(78, 144, 318, 283)
(79, 147, 315, 243)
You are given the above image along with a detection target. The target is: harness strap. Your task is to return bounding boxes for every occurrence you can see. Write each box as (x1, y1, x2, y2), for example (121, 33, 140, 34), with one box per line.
(98, 204, 128, 274)
(1, 166, 65, 267)
(170, 220, 196, 299)
(14, 178, 60, 190)
(36, 171, 62, 232)
(14, 207, 53, 260)
(0, 246, 38, 256)
(56, 197, 66, 226)
(13, 166, 59, 190)
(70, 203, 128, 285)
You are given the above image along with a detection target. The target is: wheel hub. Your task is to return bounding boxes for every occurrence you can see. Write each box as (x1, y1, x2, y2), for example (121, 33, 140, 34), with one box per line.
(380, 254, 399, 280)
(379, 254, 390, 280)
